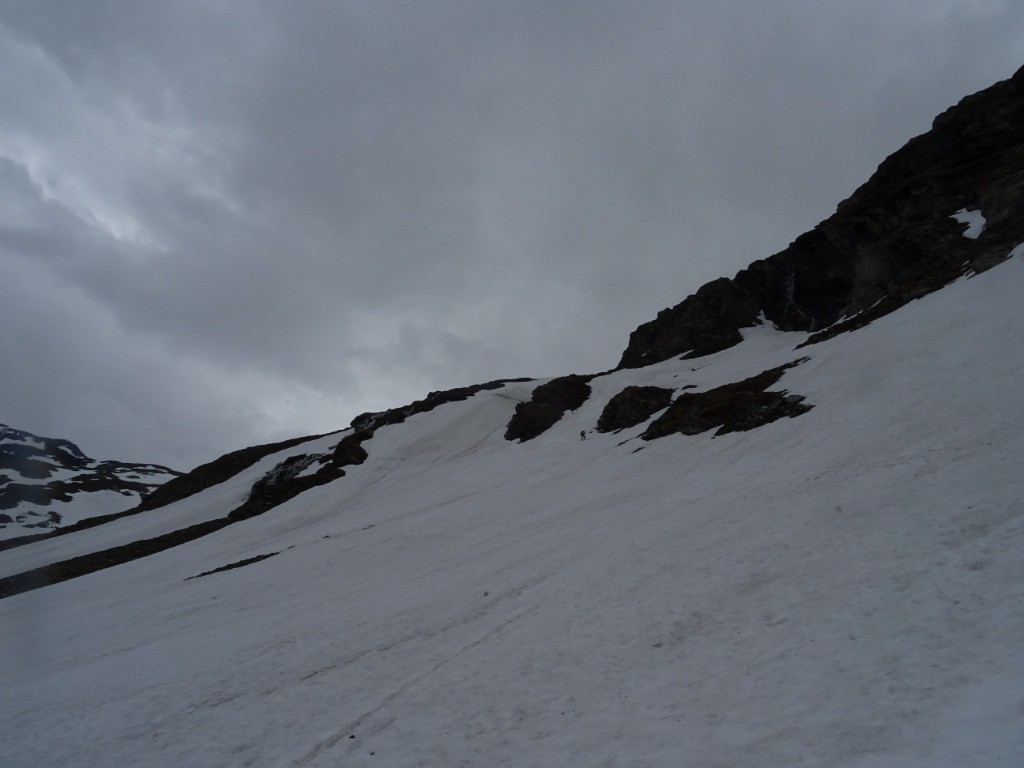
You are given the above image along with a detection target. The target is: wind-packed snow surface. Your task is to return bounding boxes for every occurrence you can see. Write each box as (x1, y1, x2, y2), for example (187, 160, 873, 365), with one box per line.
(2, 251, 1023, 767)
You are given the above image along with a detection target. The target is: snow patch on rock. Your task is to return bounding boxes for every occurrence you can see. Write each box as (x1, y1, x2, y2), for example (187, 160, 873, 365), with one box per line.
(951, 207, 986, 239)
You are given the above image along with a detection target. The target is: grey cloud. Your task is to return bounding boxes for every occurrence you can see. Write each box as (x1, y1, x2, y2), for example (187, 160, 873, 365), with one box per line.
(1, 0, 1022, 468)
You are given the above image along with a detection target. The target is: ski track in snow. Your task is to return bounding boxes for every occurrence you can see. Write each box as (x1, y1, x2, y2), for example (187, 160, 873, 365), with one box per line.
(1, 249, 1023, 767)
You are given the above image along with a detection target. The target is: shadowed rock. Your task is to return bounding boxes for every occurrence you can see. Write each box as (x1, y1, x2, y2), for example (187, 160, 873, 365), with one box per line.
(228, 455, 344, 522)
(332, 431, 372, 467)
(505, 375, 594, 442)
(596, 386, 675, 433)
(643, 360, 812, 439)
(618, 65, 1024, 368)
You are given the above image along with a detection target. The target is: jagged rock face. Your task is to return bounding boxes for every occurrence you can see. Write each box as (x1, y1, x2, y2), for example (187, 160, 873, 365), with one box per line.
(619, 65, 1024, 368)
(596, 386, 675, 433)
(642, 360, 812, 439)
(331, 431, 372, 467)
(0, 424, 179, 539)
(226, 430, 379, 522)
(231, 454, 343, 522)
(505, 375, 595, 442)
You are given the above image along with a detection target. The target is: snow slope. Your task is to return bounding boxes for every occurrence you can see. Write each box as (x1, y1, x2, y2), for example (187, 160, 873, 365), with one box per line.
(0, 431, 340, 580)
(1, 251, 1023, 767)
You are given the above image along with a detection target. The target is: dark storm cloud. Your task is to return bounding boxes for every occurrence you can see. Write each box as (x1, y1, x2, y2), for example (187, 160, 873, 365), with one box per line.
(1, 1, 1022, 467)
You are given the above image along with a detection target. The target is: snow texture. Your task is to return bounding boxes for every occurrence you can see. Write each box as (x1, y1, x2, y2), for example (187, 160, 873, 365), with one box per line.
(1, 252, 1023, 767)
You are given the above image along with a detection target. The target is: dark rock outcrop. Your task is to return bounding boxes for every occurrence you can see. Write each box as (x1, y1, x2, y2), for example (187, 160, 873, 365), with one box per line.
(505, 375, 594, 442)
(642, 360, 812, 439)
(331, 431, 373, 467)
(229, 455, 344, 522)
(596, 386, 675, 433)
(618, 65, 1024, 368)
(226, 427, 381, 523)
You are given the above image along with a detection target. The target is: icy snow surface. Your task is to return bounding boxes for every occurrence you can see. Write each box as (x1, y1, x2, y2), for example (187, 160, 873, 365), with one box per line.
(950, 208, 986, 239)
(2, 252, 1023, 767)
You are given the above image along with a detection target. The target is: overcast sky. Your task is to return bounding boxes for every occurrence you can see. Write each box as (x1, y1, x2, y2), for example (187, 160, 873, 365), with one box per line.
(1, 1, 1022, 469)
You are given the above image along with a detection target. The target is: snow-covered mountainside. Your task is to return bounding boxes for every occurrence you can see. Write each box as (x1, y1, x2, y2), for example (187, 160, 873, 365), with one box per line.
(2, 70, 1023, 768)
(0, 424, 179, 541)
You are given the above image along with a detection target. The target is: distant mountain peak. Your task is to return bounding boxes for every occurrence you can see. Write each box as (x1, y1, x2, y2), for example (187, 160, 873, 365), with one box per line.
(0, 423, 180, 540)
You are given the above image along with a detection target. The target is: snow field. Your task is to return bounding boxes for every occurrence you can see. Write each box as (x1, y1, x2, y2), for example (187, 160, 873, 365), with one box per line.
(1, 249, 1023, 766)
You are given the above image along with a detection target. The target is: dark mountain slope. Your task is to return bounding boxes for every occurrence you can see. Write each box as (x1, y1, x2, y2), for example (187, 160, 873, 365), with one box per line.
(619, 64, 1024, 367)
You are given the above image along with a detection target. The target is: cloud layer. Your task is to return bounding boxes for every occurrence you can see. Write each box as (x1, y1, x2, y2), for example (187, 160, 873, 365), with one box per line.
(2, 1, 1022, 468)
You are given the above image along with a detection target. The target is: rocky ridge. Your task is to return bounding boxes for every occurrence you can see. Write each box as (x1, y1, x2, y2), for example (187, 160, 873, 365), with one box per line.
(618, 65, 1024, 368)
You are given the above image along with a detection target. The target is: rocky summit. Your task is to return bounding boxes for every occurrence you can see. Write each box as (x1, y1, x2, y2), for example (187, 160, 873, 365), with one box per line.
(618, 64, 1024, 367)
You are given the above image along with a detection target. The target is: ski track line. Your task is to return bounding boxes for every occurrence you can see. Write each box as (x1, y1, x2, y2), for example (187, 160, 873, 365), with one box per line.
(291, 604, 539, 766)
